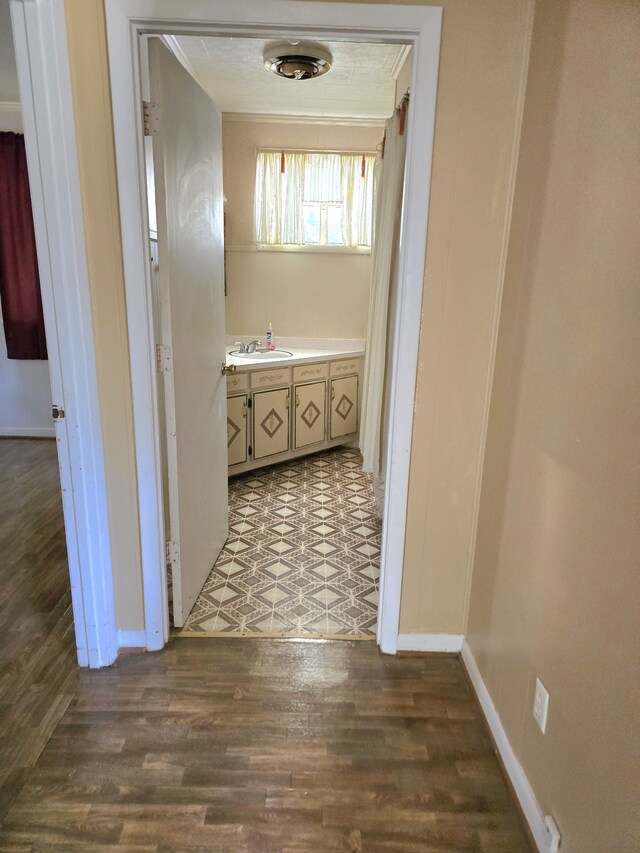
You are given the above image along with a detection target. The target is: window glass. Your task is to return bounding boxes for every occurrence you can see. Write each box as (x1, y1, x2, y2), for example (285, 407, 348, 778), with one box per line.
(303, 203, 321, 244)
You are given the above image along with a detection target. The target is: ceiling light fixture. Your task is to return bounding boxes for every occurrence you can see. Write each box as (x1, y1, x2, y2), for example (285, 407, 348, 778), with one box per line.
(263, 43, 332, 81)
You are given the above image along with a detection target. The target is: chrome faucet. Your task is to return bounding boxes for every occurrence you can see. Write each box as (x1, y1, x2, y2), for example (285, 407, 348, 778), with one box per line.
(234, 339, 262, 354)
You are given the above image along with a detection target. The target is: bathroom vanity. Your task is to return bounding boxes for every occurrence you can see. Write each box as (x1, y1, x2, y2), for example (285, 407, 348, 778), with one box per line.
(224, 340, 364, 475)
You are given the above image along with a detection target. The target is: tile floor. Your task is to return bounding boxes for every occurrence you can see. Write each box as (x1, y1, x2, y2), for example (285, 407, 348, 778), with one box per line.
(179, 448, 381, 638)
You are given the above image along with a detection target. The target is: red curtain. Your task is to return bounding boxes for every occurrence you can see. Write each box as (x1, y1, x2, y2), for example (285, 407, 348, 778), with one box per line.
(0, 132, 47, 359)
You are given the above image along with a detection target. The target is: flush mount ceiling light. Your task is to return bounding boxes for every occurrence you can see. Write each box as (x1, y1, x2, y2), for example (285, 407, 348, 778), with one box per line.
(263, 43, 333, 81)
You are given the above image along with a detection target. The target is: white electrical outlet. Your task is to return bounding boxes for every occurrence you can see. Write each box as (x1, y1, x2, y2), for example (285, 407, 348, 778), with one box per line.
(533, 677, 550, 733)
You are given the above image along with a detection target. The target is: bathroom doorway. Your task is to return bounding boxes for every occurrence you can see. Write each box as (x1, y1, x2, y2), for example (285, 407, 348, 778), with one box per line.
(144, 31, 411, 641)
(108, 0, 441, 655)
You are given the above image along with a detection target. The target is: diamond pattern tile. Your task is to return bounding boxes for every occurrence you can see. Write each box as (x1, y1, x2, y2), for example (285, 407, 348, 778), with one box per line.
(180, 448, 381, 638)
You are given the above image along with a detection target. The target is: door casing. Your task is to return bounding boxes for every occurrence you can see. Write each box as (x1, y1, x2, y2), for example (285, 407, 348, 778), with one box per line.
(107, 0, 442, 656)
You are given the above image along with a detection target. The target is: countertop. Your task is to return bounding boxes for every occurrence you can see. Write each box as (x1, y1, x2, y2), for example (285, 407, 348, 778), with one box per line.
(225, 337, 365, 371)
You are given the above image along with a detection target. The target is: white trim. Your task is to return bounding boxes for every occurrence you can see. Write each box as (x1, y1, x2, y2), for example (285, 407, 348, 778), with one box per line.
(105, 0, 441, 658)
(11, 0, 117, 668)
(222, 112, 385, 127)
(116, 629, 147, 649)
(461, 640, 555, 853)
(460, 2, 535, 633)
(397, 633, 463, 653)
(0, 427, 55, 438)
(376, 15, 441, 654)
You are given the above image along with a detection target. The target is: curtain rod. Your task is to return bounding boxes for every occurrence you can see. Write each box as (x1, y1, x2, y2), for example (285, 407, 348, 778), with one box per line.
(257, 147, 378, 156)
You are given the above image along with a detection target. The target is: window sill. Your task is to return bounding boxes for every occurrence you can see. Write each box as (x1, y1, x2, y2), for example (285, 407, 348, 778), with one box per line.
(226, 244, 371, 256)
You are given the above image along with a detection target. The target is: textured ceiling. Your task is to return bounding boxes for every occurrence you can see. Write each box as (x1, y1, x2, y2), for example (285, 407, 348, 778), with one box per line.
(174, 37, 409, 120)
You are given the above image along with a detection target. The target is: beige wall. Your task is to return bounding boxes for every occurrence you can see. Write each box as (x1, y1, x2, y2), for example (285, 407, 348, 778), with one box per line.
(466, 1, 640, 850)
(65, 0, 144, 631)
(222, 120, 378, 340)
(399, 0, 534, 633)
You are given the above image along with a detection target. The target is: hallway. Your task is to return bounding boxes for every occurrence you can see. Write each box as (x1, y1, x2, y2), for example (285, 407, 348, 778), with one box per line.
(1, 638, 531, 850)
(0, 438, 531, 850)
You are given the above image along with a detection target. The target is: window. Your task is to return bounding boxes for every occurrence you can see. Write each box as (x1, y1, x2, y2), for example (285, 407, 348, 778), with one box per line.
(254, 150, 376, 249)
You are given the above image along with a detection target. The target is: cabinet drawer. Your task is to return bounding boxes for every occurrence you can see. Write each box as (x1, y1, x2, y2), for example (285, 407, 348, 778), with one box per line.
(293, 362, 328, 382)
(226, 372, 248, 393)
(251, 366, 292, 389)
(330, 357, 362, 377)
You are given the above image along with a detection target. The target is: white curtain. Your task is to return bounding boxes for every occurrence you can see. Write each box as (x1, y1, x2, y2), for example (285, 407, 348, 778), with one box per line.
(340, 155, 375, 247)
(254, 151, 305, 245)
(254, 151, 375, 247)
(360, 106, 408, 477)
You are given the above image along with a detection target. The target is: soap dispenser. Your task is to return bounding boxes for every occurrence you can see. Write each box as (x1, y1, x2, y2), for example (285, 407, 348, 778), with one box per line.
(266, 322, 275, 351)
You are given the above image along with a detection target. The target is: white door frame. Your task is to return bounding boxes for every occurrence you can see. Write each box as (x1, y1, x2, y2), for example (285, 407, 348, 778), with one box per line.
(105, 0, 441, 655)
(12, 0, 441, 663)
(10, 0, 117, 667)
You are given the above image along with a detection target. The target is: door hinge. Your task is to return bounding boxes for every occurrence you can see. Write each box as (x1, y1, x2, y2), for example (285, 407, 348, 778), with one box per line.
(156, 344, 172, 372)
(165, 539, 180, 567)
(143, 100, 161, 136)
(52, 405, 65, 420)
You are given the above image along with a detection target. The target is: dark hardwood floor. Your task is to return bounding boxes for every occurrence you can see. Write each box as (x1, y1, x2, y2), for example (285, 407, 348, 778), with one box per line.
(0, 438, 77, 821)
(0, 438, 531, 851)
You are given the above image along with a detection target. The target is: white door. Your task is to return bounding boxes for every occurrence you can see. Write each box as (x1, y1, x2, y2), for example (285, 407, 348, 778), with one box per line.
(149, 40, 228, 627)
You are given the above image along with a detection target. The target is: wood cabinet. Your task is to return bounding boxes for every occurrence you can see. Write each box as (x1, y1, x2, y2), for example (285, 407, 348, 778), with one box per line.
(226, 394, 247, 466)
(227, 357, 361, 474)
(253, 387, 290, 460)
(330, 375, 359, 439)
(294, 381, 326, 449)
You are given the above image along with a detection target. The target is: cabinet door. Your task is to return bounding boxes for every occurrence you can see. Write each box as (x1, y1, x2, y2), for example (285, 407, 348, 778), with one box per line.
(294, 381, 326, 449)
(253, 388, 290, 460)
(227, 395, 247, 466)
(330, 375, 358, 439)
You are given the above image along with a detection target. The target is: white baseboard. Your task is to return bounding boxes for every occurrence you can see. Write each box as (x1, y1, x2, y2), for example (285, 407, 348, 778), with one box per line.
(116, 629, 147, 650)
(0, 427, 55, 437)
(461, 640, 555, 853)
(397, 632, 463, 652)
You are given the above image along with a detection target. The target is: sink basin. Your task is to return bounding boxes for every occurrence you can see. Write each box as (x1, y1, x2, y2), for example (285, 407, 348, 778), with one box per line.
(229, 348, 293, 360)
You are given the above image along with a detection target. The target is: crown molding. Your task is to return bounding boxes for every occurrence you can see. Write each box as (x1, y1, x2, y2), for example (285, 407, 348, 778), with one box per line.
(0, 101, 21, 115)
(222, 112, 385, 128)
(390, 44, 412, 80)
(160, 34, 198, 80)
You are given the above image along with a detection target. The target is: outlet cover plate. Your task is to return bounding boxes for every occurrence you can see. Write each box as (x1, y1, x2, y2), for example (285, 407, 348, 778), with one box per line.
(533, 677, 550, 733)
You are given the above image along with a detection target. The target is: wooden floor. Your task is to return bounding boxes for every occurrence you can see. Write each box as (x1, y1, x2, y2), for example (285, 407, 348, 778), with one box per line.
(0, 438, 77, 823)
(0, 438, 532, 851)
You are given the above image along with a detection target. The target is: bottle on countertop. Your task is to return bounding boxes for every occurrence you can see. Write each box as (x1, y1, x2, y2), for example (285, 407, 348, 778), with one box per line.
(266, 322, 275, 351)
